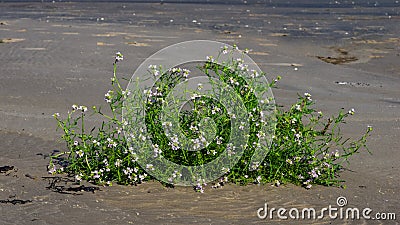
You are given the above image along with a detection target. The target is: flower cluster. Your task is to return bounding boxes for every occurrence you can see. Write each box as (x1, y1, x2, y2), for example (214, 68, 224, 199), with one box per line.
(49, 49, 372, 192)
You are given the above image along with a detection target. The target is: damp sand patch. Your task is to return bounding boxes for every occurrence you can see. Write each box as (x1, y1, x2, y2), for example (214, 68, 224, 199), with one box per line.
(0, 38, 25, 43)
(316, 47, 358, 65)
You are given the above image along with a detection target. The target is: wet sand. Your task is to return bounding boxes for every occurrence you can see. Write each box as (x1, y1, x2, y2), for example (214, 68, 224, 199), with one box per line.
(0, 1, 399, 224)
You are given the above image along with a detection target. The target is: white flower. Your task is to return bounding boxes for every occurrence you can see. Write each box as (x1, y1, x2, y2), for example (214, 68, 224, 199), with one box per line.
(260, 98, 269, 104)
(115, 51, 123, 62)
(250, 69, 259, 78)
(123, 168, 130, 175)
(192, 138, 201, 150)
(304, 92, 312, 101)
(162, 121, 172, 127)
(332, 150, 340, 158)
(115, 159, 122, 167)
(239, 121, 246, 130)
(257, 131, 265, 138)
(221, 167, 230, 173)
(189, 124, 198, 132)
(251, 162, 260, 170)
(116, 127, 122, 134)
(76, 150, 84, 158)
(78, 105, 87, 112)
(148, 65, 160, 76)
(146, 164, 154, 171)
(92, 140, 100, 146)
(104, 90, 113, 103)
(226, 144, 236, 156)
(92, 170, 101, 179)
(72, 104, 79, 111)
(48, 165, 57, 174)
(228, 112, 236, 119)
(191, 93, 201, 100)
(153, 70, 160, 76)
(206, 56, 214, 62)
(222, 46, 228, 54)
(197, 83, 203, 90)
(238, 63, 248, 71)
(53, 113, 60, 118)
(73, 140, 79, 146)
(211, 106, 221, 114)
(182, 69, 190, 78)
(75, 173, 83, 182)
(216, 137, 223, 145)
(168, 135, 180, 150)
(153, 144, 162, 157)
(348, 108, 355, 115)
(139, 134, 146, 141)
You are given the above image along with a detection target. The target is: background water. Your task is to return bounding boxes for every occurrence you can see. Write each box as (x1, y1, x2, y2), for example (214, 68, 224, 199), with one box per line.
(1, 0, 400, 8)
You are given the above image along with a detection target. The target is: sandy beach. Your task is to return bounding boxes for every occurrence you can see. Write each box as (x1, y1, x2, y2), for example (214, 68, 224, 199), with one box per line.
(0, 1, 399, 224)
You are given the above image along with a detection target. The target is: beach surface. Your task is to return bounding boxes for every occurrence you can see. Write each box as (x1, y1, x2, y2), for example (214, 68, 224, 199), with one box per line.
(0, 1, 399, 224)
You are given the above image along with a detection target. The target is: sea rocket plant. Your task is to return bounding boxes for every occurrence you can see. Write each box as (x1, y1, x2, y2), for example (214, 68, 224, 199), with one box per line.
(49, 49, 372, 192)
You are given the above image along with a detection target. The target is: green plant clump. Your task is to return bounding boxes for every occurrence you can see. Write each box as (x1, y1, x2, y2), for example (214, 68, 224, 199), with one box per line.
(49, 48, 372, 192)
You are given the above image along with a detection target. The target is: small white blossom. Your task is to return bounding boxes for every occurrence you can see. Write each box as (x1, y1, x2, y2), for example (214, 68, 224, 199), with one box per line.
(92, 139, 100, 146)
(115, 51, 123, 62)
(48, 165, 57, 174)
(304, 92, 312, 101)
(168, 135, 180, 150)
(78, 105, 87, 112)
(286, 159, 293, 165)
(239, 121, 246, 130)
(76, 150, 84, 158)
(222, 167, 230, 173)
(146, 164, 154, 171)
(162, 121, 172, 127)
(75, 173, 83, 182)
(221, 45, 229, 54)
(115, 159, 122, 167)
(72, 104, 78, 111)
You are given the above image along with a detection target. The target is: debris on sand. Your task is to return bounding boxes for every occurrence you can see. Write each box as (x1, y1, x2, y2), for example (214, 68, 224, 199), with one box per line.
(43, 176, 100, 195)
(0, 166, 14, 173)
(317, 55, 358, 64)
(0, 199, 32, 205)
